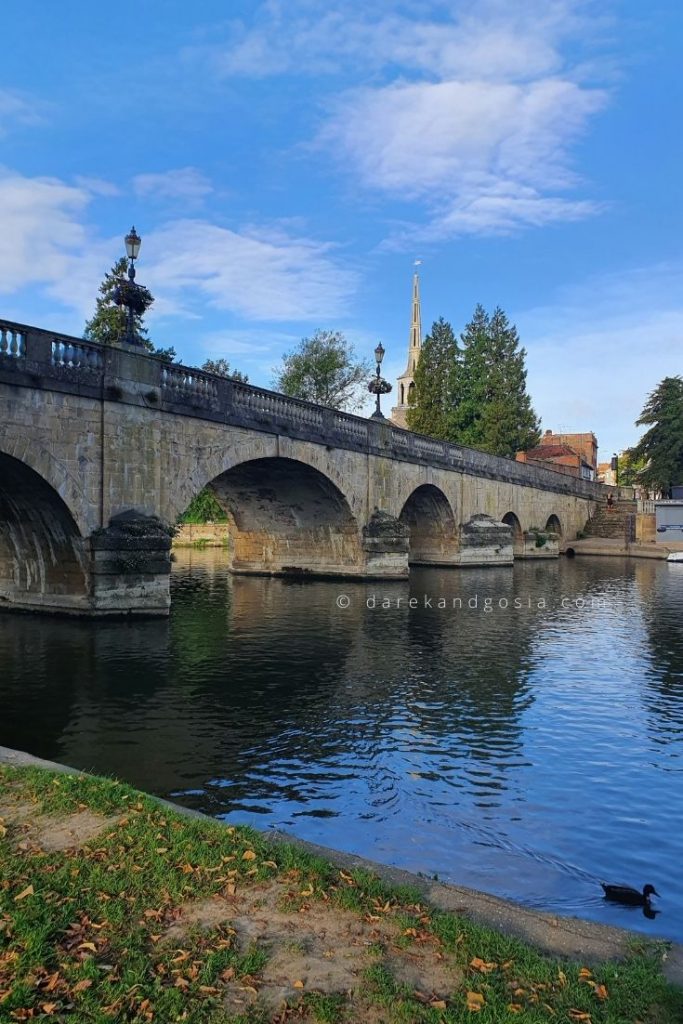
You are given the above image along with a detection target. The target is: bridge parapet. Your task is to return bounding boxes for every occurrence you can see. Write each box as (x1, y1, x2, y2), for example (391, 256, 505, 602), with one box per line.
(0, 316, 602, 501)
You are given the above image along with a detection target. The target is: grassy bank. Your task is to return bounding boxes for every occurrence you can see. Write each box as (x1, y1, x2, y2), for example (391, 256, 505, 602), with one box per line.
(0, 764, 680, 1023)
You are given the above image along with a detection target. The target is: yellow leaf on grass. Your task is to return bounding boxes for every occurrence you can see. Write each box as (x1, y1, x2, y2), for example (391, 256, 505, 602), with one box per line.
(242, 849, 257, 861)
(466, 991, 485, 1012)
(568, 1011, 592, 1022)
(579, 967, 593, 979)
(293, 979, 305, 989)
(507, 1004, 523, 1014)
(73, 979, 93, 993)
(41, 1004, 58, 1015)
(470, 956, 497, 973)
(594, 984, 608, 1001)
(175, 976, 190, 989)
(430, 1000, 447, 1010)
(14, 886, 34, 902)
(78, 942, 98, 953)
(300, 885, 314, 897)
(558, 969, 568, 986)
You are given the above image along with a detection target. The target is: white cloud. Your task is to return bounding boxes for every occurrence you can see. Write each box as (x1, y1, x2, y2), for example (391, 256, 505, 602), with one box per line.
(0, 171, 91, 293)
(144, 219, 357, 322)
(193, 0, 611, 239)
(133, 167, 213, 204)
(0, 170, 357, 326)
(0, 89, 43, 135)
(520, 263, 683, 457)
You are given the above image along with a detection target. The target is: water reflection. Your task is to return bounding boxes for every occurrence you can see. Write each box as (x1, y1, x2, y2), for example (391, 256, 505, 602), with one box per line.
(1, 551, 682, 941)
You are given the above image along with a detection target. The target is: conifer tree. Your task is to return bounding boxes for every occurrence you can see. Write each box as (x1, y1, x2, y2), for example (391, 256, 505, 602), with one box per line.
(84, 258, 175, 361)
(406, 317, 460, 439)
(628, 376, 683, 495)
(449, 305, 540, 457)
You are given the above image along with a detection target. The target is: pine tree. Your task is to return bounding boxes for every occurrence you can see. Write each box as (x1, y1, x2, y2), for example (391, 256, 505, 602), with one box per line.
(449, 305, 540, 457)
(406, 317, 460, 438)
(628, 376, 683, 495)
(84, 258, 176, 361)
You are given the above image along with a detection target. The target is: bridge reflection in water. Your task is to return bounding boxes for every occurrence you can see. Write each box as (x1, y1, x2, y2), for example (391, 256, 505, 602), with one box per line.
(1, 550, 682, 941)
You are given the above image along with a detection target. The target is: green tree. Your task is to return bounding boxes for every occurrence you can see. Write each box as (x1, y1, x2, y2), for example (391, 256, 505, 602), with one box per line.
(84, 257, 176, 361)
(178, 487, 228, 524)
(201, 358, 248, 383)
(273, 329, 371, 411)
(627, 376, 683, 495)
(406, 317, 460, 438)
(449, 305, 540, 457)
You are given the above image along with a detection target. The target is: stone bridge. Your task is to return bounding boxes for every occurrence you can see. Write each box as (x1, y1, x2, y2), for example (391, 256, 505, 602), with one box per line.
(0, 319, 601, 616)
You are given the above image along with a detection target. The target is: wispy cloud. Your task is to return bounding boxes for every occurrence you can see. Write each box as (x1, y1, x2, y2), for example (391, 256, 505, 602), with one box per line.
(0, 170, 358, 326)
(0, 89, 43, 135)
(193, 0, 612, 241)
(133, 167, 214, 204)
(144, 219, 357, 322)
(520, 262, 683, 456)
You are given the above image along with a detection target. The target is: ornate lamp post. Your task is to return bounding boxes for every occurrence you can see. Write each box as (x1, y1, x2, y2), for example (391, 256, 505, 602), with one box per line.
(368, 342, 392, 420)
(113, 226, 147, 347)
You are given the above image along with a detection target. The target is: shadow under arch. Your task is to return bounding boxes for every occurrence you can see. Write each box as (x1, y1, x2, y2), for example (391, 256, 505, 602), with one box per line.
(502, 511, 524, 557)
(202, 456, 361, 577)
(0, 452, 88, 612)
(399, 484, 458, 565)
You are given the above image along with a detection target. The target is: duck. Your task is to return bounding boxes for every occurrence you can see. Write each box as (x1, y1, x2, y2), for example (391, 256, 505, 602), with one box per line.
(601, 883, 659, 906)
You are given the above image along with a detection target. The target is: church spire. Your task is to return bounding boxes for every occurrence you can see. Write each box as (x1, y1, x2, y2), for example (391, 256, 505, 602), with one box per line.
(406, 262, 422, 370)
(390, 261, 423, 429)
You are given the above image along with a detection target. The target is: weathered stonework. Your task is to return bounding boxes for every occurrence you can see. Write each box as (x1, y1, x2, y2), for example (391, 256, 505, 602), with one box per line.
(0, 318, 603, 615)
(89, 511, 173, 615)
(457, 514, 514, 566)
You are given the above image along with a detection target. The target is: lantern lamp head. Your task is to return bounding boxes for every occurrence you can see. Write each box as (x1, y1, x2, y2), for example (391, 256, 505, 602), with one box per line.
(125, 226, 141, 261)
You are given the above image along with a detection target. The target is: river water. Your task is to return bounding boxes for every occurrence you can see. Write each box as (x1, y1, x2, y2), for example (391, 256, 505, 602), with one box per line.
(1, 550, 682, 940)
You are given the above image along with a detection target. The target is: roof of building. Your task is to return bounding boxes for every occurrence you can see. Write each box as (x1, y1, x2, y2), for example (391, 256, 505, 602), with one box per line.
(525, 444, 580, 460)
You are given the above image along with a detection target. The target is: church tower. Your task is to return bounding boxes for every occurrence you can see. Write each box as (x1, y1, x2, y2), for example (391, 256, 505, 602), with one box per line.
(391, 264, 422, 428)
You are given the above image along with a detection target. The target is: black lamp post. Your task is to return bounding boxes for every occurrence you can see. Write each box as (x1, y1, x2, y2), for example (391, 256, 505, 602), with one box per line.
(368, 341, 392, 419)
(113, 226, 147, 347)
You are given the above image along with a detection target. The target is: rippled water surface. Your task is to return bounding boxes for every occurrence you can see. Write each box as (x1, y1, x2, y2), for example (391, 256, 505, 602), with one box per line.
(2, 551, 682, 939)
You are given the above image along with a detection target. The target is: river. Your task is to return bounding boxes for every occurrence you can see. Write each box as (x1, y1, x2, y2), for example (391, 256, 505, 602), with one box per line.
(1, 550, 682, 940)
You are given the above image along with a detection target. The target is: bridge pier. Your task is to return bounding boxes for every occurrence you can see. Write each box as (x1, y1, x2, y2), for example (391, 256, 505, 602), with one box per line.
(89, 511, 172, 616)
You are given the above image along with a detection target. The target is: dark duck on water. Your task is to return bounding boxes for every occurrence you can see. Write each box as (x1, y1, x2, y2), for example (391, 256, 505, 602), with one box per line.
(601, 883, 659, 906)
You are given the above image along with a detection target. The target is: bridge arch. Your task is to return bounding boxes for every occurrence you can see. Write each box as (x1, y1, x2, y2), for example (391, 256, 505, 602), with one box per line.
(502, 511, 524, 558)
(0, 452, 88, 612)
(197, 456, 362, 576)
(399, 484, 457, 565)
(545, 513, 563, 536)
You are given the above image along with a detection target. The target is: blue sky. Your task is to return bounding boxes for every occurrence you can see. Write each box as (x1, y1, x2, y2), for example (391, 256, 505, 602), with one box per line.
(1, 0, 681, 459)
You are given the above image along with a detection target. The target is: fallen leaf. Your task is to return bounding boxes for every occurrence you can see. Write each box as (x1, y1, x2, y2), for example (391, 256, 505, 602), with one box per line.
(579, 967, 593, 979)
(594, 984, 608, 1001)
(72, 979, 92, 994)
(558, 969, 568, 987)
(430, 999, 447, 1010)
(78, 942, 98, 953)
(263, 860, 278, 869)
(174, 976, 190, 989)
(293, 979, 305, 989)
(507, 1004, 522, 1014)
(470, 956, 497, 973)
(300, 885, 314, 897)
(242, 850, 256, 861)
(14, 886, 34, 902)
(568, 1011, 592, 1022)
(466, 991, 485, 1012)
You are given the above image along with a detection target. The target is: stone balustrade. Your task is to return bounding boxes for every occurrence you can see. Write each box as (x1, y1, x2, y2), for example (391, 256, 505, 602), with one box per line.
(0, 316, 602, 500)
